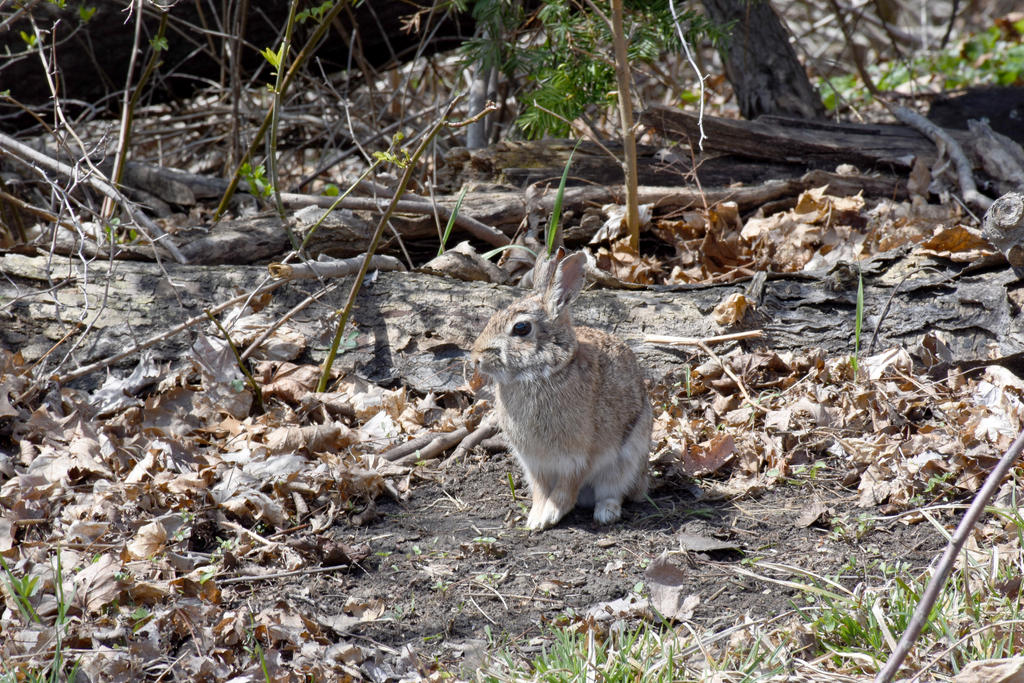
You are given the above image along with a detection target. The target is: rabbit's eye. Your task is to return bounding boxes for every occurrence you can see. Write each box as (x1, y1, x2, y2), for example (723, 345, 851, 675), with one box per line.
(511, 321, 532, 336)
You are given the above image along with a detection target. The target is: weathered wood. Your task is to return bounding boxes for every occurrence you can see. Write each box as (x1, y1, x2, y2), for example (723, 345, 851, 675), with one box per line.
(640, 106, 959, 170)
(982, 193, 1024, 267)
(2, 252, 1021, 396)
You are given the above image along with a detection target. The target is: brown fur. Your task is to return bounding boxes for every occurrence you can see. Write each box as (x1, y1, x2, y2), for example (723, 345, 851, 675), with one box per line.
(471, 251, 651, 530)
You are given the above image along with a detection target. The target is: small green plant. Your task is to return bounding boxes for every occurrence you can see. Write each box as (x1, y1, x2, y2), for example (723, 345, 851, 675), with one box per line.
(372, 140, 411, 168)
(130, 606, 153, 633)
(239, 161, 274, 199)
(483, 621, 691, 682)
(0, 555, 40, 622)
(829, 511, 876, 542)
(78, 5, 96, 22)
(0, 551, 82, 682)
(461, 0, 719, 139)
(297, 0, 334, 24)
(259, 44, 286, 73)
(244, 623, 272, 682)
(20, 30, 38, 47)
(822, 16, 1024, 111)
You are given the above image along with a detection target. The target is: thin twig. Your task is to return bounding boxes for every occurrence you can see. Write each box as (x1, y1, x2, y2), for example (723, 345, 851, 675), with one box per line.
(317, 98, 461, 392)
(239, 282, 339, 362)
(0, 132, 187, 264)
(218, 563, 350, 585)
(697, 340, 764, 413)
(268, 255, 405, 281)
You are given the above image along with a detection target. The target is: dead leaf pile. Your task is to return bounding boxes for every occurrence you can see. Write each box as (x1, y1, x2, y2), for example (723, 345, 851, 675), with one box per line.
(652, 346, 1024, 511)
(0, 336, 464, 679)
(591, 187, 992, 286)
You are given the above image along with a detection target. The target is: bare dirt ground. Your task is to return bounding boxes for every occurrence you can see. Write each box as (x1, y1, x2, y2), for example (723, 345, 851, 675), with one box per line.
(251, 448, 950, 678)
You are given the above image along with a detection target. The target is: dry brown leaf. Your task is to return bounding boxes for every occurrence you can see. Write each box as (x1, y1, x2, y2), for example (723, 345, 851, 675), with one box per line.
(265, 422, 354, 455)
(679, 434, 735, 477)
(216, 489, 288, 527)
(258, 362, 322, 403)
(644, 553, 699, 621)
(585, 593, 648, 621)
(344, 596, 386, 621)
(952, 656, 1024, 683)
(712, 292, 753, 326)
(73, 553, 122, 614)
(918, 224, 994, 261)
(126, 520, 169, 560)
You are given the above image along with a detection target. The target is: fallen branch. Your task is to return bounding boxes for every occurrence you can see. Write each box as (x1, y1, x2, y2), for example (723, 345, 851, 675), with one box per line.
(449, 417, 499, 462)
(268, 254, 405, 280)
(279, 192, 511, 248)
(644, 330, 764, 346)
(218, 564, 351, 585)
(56, 279, 286, 384)
(890, 105, 993, 213)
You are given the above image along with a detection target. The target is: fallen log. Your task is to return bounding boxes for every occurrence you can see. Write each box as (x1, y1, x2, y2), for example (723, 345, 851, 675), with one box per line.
(1, 251, 1021, 396)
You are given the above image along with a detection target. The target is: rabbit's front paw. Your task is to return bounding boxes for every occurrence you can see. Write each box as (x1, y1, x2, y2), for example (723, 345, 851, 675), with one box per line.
(594, 498, 622, 524)
(526, 498, 566, 530)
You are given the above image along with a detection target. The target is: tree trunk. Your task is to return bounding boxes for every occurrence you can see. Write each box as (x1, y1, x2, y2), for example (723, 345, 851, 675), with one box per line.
(701, 0, 824, 120)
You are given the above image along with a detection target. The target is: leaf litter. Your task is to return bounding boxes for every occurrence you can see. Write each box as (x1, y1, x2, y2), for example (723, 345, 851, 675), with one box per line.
(1, 184, 1022, 680)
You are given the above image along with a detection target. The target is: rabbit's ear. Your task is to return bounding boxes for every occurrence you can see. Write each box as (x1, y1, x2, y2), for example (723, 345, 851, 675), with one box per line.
(543, 251, 586, 316)
(531, 246, 565, 294)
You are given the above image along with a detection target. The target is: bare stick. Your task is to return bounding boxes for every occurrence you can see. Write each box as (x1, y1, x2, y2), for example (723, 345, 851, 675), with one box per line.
(449, 417, 499, 462)
(875, 427, 1024, 683)
(669, 0, 707, 150)
(317, 98, 460, 392)
(240, 282, 340, 362)
(697, 340, 764, 413)
(890, 105, 992, 213)
(384, 426, 473, 463)
(268, 254, 405, 280)
(219, 564, 350, 585)
(278, 192, 510, 248)
(644, 330, 764, 346)
(390, 427, 472, 465)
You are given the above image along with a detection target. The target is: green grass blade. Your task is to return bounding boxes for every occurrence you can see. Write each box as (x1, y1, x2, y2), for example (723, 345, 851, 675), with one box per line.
(852, 267, 863, 373)
(547, 140, 580, 256)
(438, 185, 468, 256)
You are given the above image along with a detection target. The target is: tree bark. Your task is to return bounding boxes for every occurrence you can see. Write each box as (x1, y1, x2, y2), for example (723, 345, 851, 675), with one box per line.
(701, 0, 824, 120)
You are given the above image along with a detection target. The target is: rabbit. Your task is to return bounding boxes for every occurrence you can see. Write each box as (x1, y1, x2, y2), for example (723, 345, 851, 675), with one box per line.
(471, 250, 651, 530)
